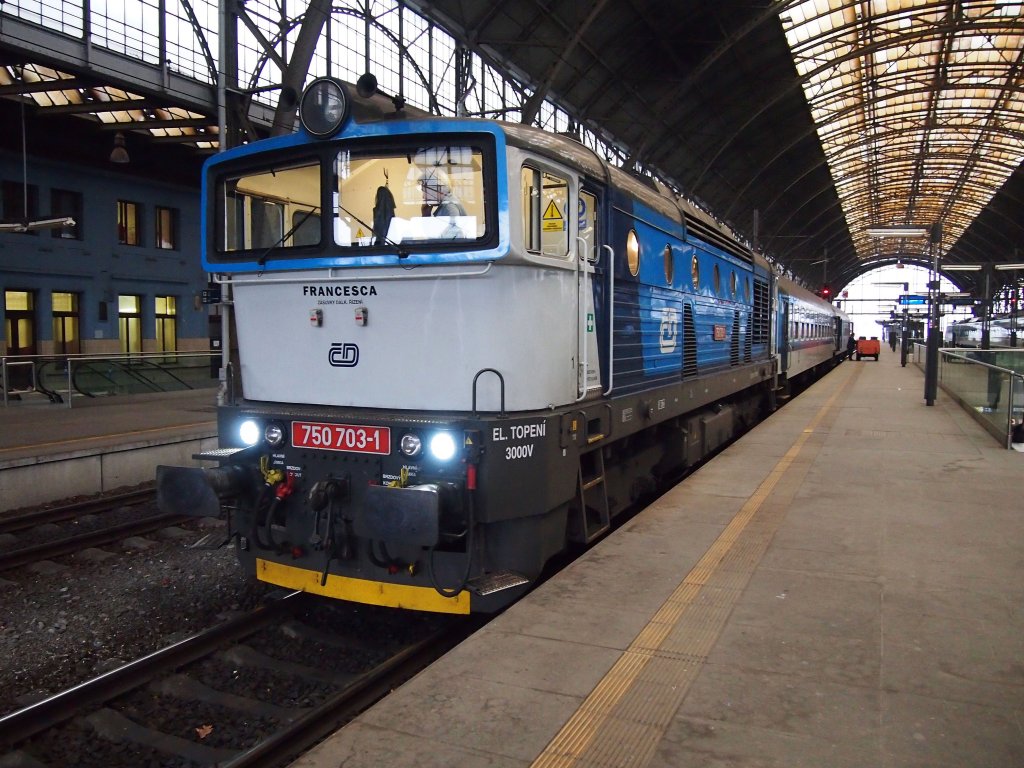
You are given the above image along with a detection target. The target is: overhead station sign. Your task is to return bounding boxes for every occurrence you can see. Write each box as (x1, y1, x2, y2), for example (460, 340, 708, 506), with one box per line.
(898, 294, 928, 305)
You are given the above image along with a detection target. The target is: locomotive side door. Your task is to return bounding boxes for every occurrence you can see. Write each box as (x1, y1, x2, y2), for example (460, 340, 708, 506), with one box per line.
(577, 185, 604, 400)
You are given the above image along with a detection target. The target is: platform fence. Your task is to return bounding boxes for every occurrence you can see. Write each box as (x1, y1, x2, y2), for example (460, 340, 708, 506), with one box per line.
(1, 351, 220, 408)
(911, 343, 1024, 449)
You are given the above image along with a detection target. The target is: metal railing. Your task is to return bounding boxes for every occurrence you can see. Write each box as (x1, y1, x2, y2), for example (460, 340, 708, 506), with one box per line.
(912, 343, 1024, 449)
(2, 351, 220, 408)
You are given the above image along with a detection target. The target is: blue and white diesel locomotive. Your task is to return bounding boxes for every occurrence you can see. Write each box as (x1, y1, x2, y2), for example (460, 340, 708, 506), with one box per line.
(158, 77, 850, 613)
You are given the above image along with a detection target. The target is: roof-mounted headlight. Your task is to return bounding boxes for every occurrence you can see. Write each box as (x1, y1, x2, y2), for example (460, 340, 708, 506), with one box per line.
(299, 77, 351, 138)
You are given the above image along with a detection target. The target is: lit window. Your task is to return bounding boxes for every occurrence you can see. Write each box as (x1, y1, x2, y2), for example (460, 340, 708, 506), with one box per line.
(119, 295, 142, 355)
(117, 200, 140, 245)
(155, 296, 177, 353)
(156, 206, 178, 249)
(52, 291, 80, 354)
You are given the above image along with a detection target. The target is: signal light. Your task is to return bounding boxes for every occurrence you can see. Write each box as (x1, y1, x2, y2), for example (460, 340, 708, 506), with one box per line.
(821, 284, 832, 299)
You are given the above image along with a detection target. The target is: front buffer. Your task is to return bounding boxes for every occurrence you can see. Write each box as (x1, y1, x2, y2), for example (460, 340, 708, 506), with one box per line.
(157, 404, 578, 614)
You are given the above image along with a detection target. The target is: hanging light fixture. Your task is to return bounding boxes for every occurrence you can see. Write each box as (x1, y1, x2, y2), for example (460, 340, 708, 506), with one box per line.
(865, 225, 929, 238)
(110, 132, 130, 163)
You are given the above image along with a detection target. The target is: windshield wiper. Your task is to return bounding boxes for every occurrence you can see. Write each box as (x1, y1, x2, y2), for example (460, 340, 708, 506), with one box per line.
(336, 202, 409, 259)
(256, 207, 320, 271)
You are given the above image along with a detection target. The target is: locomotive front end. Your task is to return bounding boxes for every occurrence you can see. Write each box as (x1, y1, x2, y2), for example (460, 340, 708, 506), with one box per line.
(156, 78, 566, 613)
(195, 411, 488, 613)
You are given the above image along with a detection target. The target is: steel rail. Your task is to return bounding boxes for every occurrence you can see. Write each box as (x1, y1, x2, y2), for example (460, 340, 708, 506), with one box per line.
(0, 512, 193, 571)
(0, 488, 156, 535)
(220, 616, 486, 768)
(0, 591, 303, 748)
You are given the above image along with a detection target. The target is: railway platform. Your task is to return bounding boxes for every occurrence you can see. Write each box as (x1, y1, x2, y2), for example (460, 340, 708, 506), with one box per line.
(291, 352, 1023, 768)
(0, 388, 217, 512)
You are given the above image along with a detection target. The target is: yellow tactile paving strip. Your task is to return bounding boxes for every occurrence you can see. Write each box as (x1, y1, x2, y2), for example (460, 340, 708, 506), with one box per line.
(532, 364, 860, 768)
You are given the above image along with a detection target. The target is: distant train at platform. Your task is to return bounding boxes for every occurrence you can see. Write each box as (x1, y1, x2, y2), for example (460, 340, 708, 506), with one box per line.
(947, 315, 1022, 348)
(158, 76, 851, 613)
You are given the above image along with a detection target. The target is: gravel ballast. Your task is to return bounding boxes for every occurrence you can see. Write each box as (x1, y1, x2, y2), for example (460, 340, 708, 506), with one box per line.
(0, 517, 271, 717)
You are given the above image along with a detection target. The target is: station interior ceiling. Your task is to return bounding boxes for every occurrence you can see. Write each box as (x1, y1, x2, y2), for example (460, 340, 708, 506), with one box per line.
(0, 0, 1022, 296)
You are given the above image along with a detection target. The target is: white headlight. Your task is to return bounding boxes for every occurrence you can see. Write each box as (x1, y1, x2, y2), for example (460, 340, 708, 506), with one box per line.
(429, 432, 457, 461)
(239, 420, 260, 446)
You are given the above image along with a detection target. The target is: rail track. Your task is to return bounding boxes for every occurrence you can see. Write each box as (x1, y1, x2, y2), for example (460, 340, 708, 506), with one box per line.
(0, 591, 478, 767)
(0, 488, 195, 571)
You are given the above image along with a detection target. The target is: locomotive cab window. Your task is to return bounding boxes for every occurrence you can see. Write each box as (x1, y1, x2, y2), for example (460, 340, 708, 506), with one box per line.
(213, 139, 492, 261)
(578, 189, 598, 262)
(221, 159, 321, 252)
(522, 166, 569, 258)
(334, 143, 487, 247)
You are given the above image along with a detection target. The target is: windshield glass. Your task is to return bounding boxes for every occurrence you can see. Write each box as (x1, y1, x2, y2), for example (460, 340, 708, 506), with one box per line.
(213, 140, 490, 260)
(220, 159, 321, 253)
(334, 143, 486, 247)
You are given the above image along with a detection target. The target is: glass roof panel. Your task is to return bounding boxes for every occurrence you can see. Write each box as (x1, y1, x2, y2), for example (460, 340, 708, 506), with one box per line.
(782, 0, 1024, 260)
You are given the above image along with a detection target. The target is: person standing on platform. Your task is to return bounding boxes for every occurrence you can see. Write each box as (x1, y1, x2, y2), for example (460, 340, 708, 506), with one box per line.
(847, 332, 857, 361)
(889, 332, 898, 352)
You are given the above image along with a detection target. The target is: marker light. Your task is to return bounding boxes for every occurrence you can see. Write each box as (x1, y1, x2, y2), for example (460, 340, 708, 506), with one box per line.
(400, 433, 422, 457)
(299, 78, 351, 138)
(265, 423, 285, 447)
(429, 432, 457, 462)
(239, 420, 260, 446)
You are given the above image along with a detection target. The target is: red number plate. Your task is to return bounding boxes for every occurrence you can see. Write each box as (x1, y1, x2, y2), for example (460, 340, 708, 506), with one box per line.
(291, 421, 391, 454)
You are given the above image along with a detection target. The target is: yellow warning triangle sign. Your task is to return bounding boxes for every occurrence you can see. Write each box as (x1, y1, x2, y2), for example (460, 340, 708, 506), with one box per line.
(542, 200, 562, 221)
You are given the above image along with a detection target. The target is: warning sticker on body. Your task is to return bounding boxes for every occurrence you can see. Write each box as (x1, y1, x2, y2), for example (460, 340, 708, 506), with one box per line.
(542, 200, 564, 232)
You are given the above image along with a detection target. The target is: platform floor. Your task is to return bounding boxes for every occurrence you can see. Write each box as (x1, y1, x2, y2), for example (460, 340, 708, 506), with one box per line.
(291, 353, 1023, 768)
(0, 388, 217, 510)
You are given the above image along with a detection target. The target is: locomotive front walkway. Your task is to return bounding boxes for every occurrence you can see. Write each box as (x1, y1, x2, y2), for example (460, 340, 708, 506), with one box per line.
(292, 349, 1023, 768)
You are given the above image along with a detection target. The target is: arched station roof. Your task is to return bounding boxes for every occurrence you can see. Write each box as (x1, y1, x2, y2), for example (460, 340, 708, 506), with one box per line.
(1, 0, 1022, 293)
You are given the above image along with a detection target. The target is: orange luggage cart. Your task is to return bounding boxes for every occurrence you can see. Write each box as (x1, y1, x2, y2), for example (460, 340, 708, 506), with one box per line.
(855, 337, 880, 360)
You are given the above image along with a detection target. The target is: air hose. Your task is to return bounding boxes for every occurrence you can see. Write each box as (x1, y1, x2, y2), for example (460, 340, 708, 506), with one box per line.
(427, 464, 476, 598)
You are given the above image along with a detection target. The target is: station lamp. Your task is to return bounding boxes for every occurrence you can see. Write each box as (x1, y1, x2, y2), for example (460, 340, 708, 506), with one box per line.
(865, 226, 930, 238)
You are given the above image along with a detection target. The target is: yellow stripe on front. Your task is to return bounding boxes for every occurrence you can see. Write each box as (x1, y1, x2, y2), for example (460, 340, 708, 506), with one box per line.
(255, 558, 471, 614)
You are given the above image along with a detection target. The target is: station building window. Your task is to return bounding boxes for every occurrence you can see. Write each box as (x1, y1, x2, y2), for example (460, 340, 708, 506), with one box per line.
(4, 290, 36, 389)
(155, 206, 178, 249)
(2, 181, 39, 235)
(51, 189, 82, 240)
(117, 200, 141, 245)
(155, 296, 177, 353)
(521, 166, 568, 258)
(52, 291, 80, 355)
(118, 294, 142, 355)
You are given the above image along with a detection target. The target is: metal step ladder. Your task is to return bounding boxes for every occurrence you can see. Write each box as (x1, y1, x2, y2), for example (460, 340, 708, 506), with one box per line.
(574, 447, 611, 544)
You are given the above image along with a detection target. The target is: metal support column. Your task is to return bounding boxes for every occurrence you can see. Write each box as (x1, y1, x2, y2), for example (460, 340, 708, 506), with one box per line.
(924, 222, 942, 405)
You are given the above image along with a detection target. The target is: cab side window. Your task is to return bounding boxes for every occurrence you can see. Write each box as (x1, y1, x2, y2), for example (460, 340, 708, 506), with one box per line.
(579, 190, 598, 262)
(521, 166, 569, 258)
